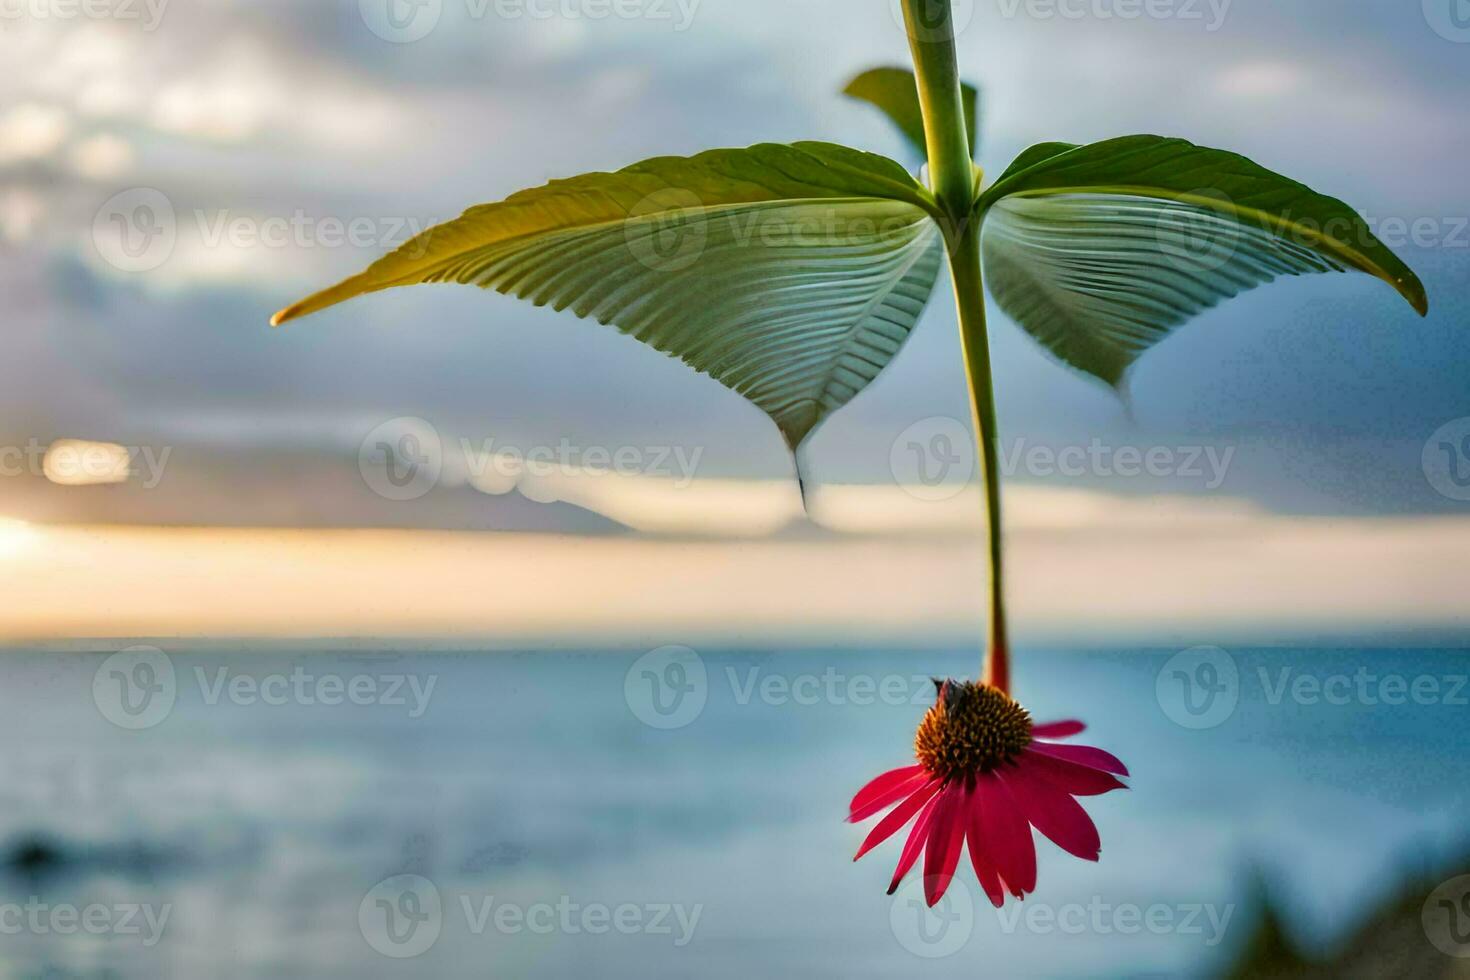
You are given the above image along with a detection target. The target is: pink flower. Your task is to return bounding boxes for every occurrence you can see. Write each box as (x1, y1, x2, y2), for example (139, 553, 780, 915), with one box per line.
(849, 680, 1128, 908)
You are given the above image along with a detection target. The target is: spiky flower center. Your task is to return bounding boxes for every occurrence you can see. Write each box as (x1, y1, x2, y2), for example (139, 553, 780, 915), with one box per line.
(914, 680, 1033, 781)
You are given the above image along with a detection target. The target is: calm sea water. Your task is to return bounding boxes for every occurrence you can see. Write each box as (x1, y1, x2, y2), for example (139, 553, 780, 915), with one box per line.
(0, 646, 1465, 978)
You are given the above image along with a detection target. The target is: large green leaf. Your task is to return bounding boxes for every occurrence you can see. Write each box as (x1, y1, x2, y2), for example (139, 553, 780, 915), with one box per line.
(975, 135, 1428, 388)
(273, 142, 944, 448)
(843, 66, 980, 158)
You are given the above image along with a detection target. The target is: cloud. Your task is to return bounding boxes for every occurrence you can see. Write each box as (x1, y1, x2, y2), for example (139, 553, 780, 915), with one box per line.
(1, 487, 1466, 642)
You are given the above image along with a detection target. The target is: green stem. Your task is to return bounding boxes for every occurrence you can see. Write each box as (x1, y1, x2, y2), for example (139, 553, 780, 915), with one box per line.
(898, 0, 975, 221)
(950, 226, 1009, 693)
(901, 0, 1010, 691)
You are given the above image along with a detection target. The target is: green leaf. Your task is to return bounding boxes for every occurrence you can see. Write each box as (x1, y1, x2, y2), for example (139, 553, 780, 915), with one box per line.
(975, 134, 1429, 388)
(843, 66, 980, 158)
(272, 142, 944, 448)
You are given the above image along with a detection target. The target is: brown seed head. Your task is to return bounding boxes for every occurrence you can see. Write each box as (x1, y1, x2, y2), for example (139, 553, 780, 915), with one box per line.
(914, 679, 1032, 781)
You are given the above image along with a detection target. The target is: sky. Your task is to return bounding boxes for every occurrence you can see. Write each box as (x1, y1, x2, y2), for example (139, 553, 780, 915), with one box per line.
(0, 0, 1467, 641)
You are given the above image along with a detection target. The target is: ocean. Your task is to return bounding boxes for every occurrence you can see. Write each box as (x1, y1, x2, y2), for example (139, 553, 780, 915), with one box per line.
(0, 645, 1465, 978)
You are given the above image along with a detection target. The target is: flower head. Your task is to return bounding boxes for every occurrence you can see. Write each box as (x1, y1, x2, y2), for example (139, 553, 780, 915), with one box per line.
(849, 679, 1128, 908)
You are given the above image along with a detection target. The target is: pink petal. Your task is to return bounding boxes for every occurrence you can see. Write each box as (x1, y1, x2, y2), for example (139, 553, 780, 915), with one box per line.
(978, 770, 1037, 897)
(922, 785, 967, 907)
(854, 780, 941, 861)
(1031, 720, 1086, 740)
(887, 790, 942, 894)
(965, 795, 1007, 908)
(849, 771, 932, 823)
(1004, 762, 1102, 861)
(850, 765, 925, 816)
(1020, 748, 1127, 797)
(1026, 740, 1129, 777)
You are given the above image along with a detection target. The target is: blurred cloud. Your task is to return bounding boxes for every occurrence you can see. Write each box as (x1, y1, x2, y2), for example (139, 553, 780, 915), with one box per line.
(0, 103, 69, 162)
(0, 0, 1465, 641)
(0, 484, 1466, 642)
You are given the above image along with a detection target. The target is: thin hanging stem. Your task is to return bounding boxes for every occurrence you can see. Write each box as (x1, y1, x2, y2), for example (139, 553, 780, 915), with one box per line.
(900, 0, 1011, 691)
(949, 227, 1009, 692)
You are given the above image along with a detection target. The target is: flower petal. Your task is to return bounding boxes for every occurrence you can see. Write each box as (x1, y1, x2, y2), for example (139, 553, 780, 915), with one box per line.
(1031, 720, 1086, 740)
(849, 770, 932, 823)
(849, 765, 925, 817)
(854, 780, 941, 861)
(1003, 762, 1102, 861)
(1025, 740, 1129, 777)
(1020, 748, 1127, 797)
(964, 794, 1007, 909)
(922, 785, 967, 907)
(887, 790, 942, 894)
(978, 770, 1037, 897)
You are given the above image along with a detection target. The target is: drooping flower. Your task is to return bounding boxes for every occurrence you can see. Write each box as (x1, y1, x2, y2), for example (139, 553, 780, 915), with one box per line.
(849, 679, 1128, 908)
